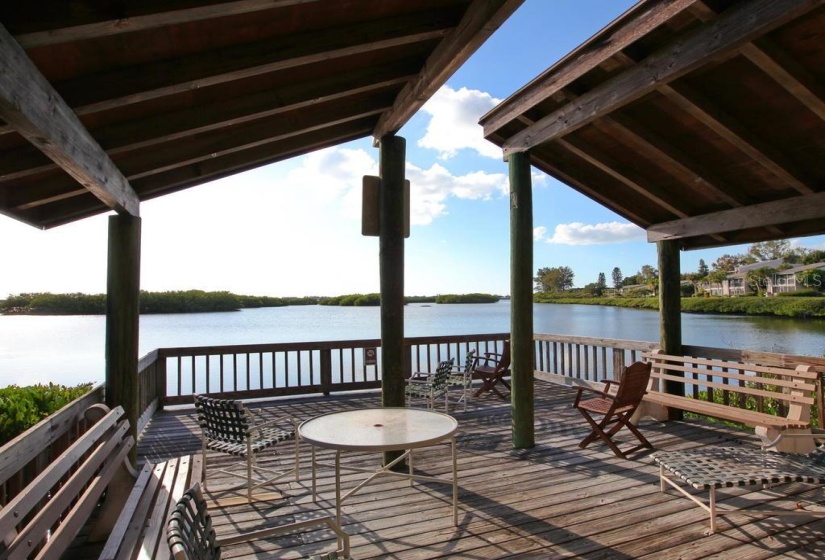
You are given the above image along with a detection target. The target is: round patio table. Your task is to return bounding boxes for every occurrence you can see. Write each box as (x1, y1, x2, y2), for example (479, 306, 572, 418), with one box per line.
(299, 407, 459, 525)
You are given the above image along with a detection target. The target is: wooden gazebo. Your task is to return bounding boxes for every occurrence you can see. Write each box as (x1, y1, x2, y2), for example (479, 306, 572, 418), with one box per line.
(480, 0, 825, 446)
(0, 0, 524, 446)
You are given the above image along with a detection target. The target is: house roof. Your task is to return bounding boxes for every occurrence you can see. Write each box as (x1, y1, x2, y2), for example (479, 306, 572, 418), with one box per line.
(0, 0, 523, 230)
(480, 0, 825, 251)
(778, 261, 825, 275)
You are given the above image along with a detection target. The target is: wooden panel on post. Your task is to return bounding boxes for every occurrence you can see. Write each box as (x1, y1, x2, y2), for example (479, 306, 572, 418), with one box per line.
(378, 134, 406, 468)
(509, 151, 535, 449)
(106, 214, 141, 464)
(657, 239, 683, 421)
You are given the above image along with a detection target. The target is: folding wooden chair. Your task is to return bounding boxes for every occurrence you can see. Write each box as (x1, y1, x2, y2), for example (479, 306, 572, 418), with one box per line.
(572, 361, 653, 459)
(472, 341, 510, 399)
(167, 482, 351, 560)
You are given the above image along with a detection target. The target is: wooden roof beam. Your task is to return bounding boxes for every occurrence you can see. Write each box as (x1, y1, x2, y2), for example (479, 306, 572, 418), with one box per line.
(0, 23, 139, 219)
(647, 191, 825, 242)
(501, 0, 822, 156)
(0, 73, 413, 182)
(659, 82, 815, 195)
(740, 41, 825, 122)
(45, 15, 452, 118)
(372, 0, 524, 139)
(14, 0, 325, 48)
(480, 0, 697, 136)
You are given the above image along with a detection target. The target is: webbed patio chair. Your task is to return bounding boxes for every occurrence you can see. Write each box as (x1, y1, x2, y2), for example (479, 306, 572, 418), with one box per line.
(652, 431, 825, 532)
(447, 349, 476, 412)
(572, 361, 653, 459)
(168, 482, 351, 560)
(405, 359, 454, 412)
(194, 395, 300, 503)
(472, 341, 511, 400)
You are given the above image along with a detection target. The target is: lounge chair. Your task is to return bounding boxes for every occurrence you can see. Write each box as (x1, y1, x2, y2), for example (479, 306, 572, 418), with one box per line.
(572, 361, 653, 459)
(167, 482, 351, 559)
(652, 431, 825, 532)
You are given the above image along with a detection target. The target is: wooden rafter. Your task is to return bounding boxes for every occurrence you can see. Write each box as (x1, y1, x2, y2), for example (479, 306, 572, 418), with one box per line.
(14, 0, 325, 48)
(647, 191, 825, 242)
(33, 121, 373, 229)
(658, 82, 815, 194)
(740, 42, 825, 121)
(501, 0, 823, 156)
(372, 0, 524, 139)
(481, 0, 697, 135)
(0, 73, 413, 182)
(50, 17, 451, 117)
(0, 23, 139, 218)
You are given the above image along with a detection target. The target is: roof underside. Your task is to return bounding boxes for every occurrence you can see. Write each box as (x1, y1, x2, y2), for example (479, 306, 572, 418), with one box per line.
(481, 0, 825, 250)
(0, 0, 522, 229)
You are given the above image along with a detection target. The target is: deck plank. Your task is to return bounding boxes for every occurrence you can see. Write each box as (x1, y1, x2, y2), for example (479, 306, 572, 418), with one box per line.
(124, 381, 824, 560)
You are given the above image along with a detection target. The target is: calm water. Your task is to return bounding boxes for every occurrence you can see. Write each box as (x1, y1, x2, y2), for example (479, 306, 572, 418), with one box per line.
(1, 301, 823, 388)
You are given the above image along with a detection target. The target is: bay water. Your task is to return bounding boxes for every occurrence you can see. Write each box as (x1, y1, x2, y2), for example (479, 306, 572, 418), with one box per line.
(1, 301, 823, 388)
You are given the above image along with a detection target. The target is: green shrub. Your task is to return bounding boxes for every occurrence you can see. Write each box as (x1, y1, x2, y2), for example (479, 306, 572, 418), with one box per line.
(435, 293, 499, 304)
(0, 383, 94, 445)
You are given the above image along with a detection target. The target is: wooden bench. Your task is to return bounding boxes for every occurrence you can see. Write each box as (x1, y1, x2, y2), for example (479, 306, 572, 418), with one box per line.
(0, 404, 134, 560)
(100, 454, 200, 560)
(639, 350, 819, 453)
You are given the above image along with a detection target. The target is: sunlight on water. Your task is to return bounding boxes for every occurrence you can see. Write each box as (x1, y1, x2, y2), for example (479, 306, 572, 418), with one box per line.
(1, 301, 823, 387)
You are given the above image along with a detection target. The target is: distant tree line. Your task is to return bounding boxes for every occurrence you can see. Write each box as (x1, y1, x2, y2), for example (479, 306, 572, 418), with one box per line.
(1, 291, 503, 314)
(435, 293, 499, 304)
(0, 291, 318, 315)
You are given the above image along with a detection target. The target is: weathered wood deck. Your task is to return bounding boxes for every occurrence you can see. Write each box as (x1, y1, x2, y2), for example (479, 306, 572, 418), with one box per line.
(131, 381, 824, 559)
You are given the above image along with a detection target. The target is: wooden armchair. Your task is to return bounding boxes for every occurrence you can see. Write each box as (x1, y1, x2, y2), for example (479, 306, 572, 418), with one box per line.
(194, 395, 300, 503)
(167, 482, 351, 560)
(572, 361, 653, 459)
(472, 342, 511, 399)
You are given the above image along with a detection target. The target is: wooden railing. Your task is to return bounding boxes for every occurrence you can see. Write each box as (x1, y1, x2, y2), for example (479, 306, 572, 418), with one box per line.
(135, 332, 825, 429)
(532, 334, 658, 384)
(0, 385, 105, 507)
(138, 333, 510, 407)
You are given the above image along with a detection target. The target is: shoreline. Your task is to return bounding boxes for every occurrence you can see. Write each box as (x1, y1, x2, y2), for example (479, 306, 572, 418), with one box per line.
(534, 295, 825, 319)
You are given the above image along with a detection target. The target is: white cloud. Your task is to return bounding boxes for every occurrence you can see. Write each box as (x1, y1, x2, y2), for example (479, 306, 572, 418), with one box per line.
(418, 86, 502, 159)
(545, 222, 645, 245)
(534, 226, 547, 241)
(406, 162, 508, 225)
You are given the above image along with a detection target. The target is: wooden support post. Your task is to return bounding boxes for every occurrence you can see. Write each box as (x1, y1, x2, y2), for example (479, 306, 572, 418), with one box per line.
(657, 239, 683, 421)
(509, 151, 535, 449)
(378, 134, 406, 467)
(106, 214, 141, 464)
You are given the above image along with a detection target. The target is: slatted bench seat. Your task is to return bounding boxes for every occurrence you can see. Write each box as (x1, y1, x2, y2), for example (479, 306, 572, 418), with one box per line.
(640, 350, 819, 453)
(0, 404, 134, 560)
(100, 454, 200, 560)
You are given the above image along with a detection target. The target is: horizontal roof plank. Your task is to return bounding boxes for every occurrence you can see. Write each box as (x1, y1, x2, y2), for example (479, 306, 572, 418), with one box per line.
(50, 14, 451, 115)
(500, 0, 821, 156)
(13, 0, 325, 48)
(0, 23, 139, 218)
(647, 190, 825, 243)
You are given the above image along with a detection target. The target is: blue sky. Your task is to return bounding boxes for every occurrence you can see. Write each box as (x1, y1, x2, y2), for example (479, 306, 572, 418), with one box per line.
(1, 0, 823, 298)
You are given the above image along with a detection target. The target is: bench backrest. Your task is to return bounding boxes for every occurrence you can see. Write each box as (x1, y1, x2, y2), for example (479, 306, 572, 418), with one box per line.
(0, 405, 134, 560)
(642, 350, 818, 422)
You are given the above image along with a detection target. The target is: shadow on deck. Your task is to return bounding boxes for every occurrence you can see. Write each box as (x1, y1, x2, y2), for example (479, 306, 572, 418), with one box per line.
(135, 381, 825, 559)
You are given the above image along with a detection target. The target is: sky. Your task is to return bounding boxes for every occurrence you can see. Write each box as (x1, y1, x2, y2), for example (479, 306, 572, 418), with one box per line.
(1, 0, 823, 299)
